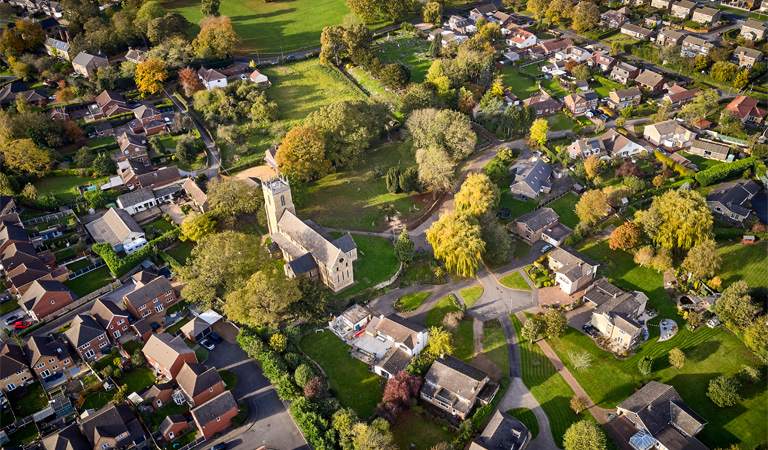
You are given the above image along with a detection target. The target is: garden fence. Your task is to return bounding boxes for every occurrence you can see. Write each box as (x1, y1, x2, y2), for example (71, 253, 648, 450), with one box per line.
(177, 436, 206, 450)
(38, 281, 121, 323)
(67, 259, 106, 280)
(21, 209, 75, 228)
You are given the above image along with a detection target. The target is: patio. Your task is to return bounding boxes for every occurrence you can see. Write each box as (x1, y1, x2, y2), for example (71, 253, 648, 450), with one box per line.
(41, 365, 84, 391)
(658, 319, 678, 342)
(350, 334, 391, 360)
(538, 286, 589, 308)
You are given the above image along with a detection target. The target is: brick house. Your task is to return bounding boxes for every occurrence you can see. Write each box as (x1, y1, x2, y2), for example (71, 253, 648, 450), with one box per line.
(143, 382, 174, 410)
(420, 356, 497, 420)
(160, 414, 189, 442)
(89, 90, 130, 120)
(567, 136, 606, 159)
(118, 159, 148, 190)
(681, 35, 713, 57)
(601, 9, 628, 28)
(584, 278, 648, 350)
(44, 37, 70, 60)
(90, 298, 132, 342)
(123, 276, 177, 321)
(40, 424, 89, 450)
(530, 39, 573, 56)
(21, 280, 77, 322)
(547, 245, 599, 294)
(6, 260, 55, 297)
(128, 104, 167, 136)
(0, 343, 33, 393)
(511, 207, 572, 246)
(136, 166, 181, 190)
(656, 28, 687, 46)
(25, 334, 74, 379)
(71, 51, 108, 78)
(0, 195, 16, 215)
(723, 95, 768, 124)
(85, 207, 147, 255)
(115, 133, 149, 164)
(607, 87, 642, 109)
(177, 362, 225, 407)
(142, 333, 197, 380)
(522, 93, 561, 116)
(180, 317, 212, 343)
(563, 91, 598, 114)
(64, 315, 110, 361)
(132, 318, 153, 342)
(670, 0, 696, 18)
(691, 6, 721, 24)
(634, 70, 667, 93)
(79, 403, 147, 450)
(660, 85, 700, 108)
(731, 46, 764, 68)
(588, 53, 616, 72)
(706, 179, 759, 223)
(611, 62, 640, 84)
(191, 391, 239, 439)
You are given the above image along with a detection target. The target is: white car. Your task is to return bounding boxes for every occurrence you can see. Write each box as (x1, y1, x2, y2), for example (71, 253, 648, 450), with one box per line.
(199, 338, 215, 351)
(239, 74, 248, 81)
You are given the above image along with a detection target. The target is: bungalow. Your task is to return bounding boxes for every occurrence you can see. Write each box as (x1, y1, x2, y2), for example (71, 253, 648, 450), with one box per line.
(160, 415, 189, 443)
(470, 410, 531, 450)
(85, 207, 147, 255)
(183, 179, 209, 213)
(191, 391, 239, 439)
(706, 179, 759, 223)
(601, 129, 646, 157)
(90, 298, 132, 341)
(79, 403, 148, 450)
(177, 362, 225, 407)
(71, 51, 108, 78)
(511, 207, 572, 246)
(198, 67, 228, 91)
(588, 53, 616, 72)
(681, 35, 714, 57)
(670, 0, 696, 18)
(94, 122, 114, 137)
(616, 381, 707, 450)
(181, 317, 212, 343)
(249, 69, 271, 87)
(547, 245, 599, 294)
(660, 85, 700, 107)
(691, 6, 721, 24)
(584, 278, 648, 350)
(620, 23, 654, 40)
(651, 0, 672, 9)
(731, 46, 764, 68)
(125, 47, 148, 64)
(645, 14, 662, 27)
(563, 91, 598, 114)
(143, 382, 174, 410)
(723, 95, 767, 124)
(20, 280, 77, 322)
(0, 343, 33, 393)
(420, 356, 497, 420)
(643, 120, 696, 148)
(117, 188, 157, 216)
(530, 38, 573, 56)
(522, 93, 561, 116)
(656, 28, 687, 46)
(740, 18, 767, 40)
(509, 160, 552, 200)
(64, 315, 110, 361)
(142, 333, 198, 380)
(507, 28, 536, 48)
(43, 37, 70, 60)
(554, 46, 591, 63)
(469, 4, 498, 16)
(611, 62, 641, 84)
(607, 87, 642, 109)
(601, 10, 628, 28)
(123, 275, 178, 321)
(25, 334, 74, 379)
(634, 70, 667, 93)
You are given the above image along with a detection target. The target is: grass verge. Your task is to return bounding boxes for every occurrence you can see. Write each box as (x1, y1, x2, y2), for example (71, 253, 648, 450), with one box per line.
(499, 272, 531, 291)
(459, 286, 484, 307)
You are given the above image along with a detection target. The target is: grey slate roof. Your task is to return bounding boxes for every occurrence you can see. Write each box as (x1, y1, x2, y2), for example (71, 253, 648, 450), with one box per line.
(2, 242, 42, 273)
(423, 356, 488, 413)
(22, 280, 76, 313)
(690, 140, 729, 158)
(617, 381, 707, 436)
(288, 252, 318, 275)
(117, 188, 155, 208)
(142, 333, 195, 372)
(180, 317, 210, 338)
(191, 390, 238, 424)
(26, 335, 72, 367)
(0, 223, 29, 247)
(160, 414, 186, 437)
(621, 23, 653, 36)
(132, 318, 152, 336)
(276, 210, 344, 267)
(733, 45, 764, 60)
(41, 423, 90, 450)
(177, 362, 223, 398)
(90, 298, 128, 329)
(706, 179, 759, 217)
(512, 160, 552, 196)
(469, 410, 530, 450)
(183, 179, 208, 208)
(379, 347, 412, 376)
(71, 51, 107, 68)
(515, 207, 559, 231)
(658, 27, 686, 40)
(64, 315, 107, 349)
(548, 245, 598, 281)
(0, 343, 29, 379)
(85, 207, 144, 246)
(542, 222, 573, 242)
(137, 166, 180, 188)
(79, 403, 145, 448)
(332, 233, 357, 252)
(655, 424, 709, 450)
(124, 276, 173, 308)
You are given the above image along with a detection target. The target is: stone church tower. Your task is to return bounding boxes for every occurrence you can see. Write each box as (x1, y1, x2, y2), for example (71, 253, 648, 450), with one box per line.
(262, 175, 295, 235)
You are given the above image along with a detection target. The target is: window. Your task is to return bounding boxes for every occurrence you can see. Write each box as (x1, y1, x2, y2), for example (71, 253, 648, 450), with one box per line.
(155, 304, 164, 313)
(139, 304, 147, 311)
(153, 298, 159, 303)
(117, 319, 125, 325)
(49, 358, 55, 363)
(2, 377, 7, 381)
(101, 443, 111, 449)
(142, 310, 151, 318)
(52, 365, 59, 370)
(169, 431, 175, 439)
(110, 325, 113, 330)
(6, 383, 15, 391)
(216, 417, 221, 421)
(41, 370, 51, 377)
(85, 350, 95, 358)
(209, 387, 214, 392)
(99, 335, 105, 340)
(99, 342, 108, 348)
(51, 300, 56, 304)
(122, 326, 128, 331)
(64, 360, 70, 364)
(82, 342, 90, 348)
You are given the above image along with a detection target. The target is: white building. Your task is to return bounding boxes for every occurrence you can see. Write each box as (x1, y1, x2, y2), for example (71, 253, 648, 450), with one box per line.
(197, 67, 228, 91)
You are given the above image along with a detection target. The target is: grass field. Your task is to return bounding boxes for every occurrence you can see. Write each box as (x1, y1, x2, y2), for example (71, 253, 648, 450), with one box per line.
(14, 382, 48, 417)
(0, 299, 20, 315)
(483, 323, 510, 376)
(166, 241, 195, 265)
(34, 175, 110, 203)
(300, 143, 423, 231)
(376, 34, 432, 83)
(165, 317, 190, 335)
(513, 240, 532, 260)
(500, 66, 539, 100)
(64, 266, 114, 297)
(391, 409, 454, 450)
(546, 114, 573, 132)
(329, 232, 400, 299)
(425, 295, 459, 328)
(716, 241, 768, 289)
(499, 195, 539, 221)
(459, 286, 484, 307)
(547, 193, 580, 228)
(507, 408, 539, 439)
(151, 218, 176, 233)
(348, 67, 401, 111)
(679, 151, 724, 172)
(397, 292, 431, 311)
(499, 272, 531, 290)
(301, 331, 382, 417)
(453, 319, 475, 363)
(65, 258, 92, 272)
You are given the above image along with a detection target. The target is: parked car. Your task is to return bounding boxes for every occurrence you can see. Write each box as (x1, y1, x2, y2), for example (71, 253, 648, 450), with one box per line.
(210, 443, 227, 450)
(540, 244, 553, 254)
(4, 315, 21, 326)
(14, 321, 31, 329)
(582, 324, 598, 338)
(706, 316, 720, 328)
(208, 332, 223, 344)
(585, 111, 594, 118)
(199, 339, 215, 351)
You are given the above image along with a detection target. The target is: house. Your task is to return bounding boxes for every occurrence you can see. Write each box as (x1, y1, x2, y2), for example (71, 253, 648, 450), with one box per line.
(731, 46, 764, 68)
(263, 176, 358, 292)
(723, 95, 767, 124)
(530, 39, 573, 56)
(563, 91, 598, 114)
(142, 333, 197, 380)
(449, 15, 470, 33)
(420, 356, 497, 420)
(740, 18, 767, 40)
(611, 62, 641, 84)
(125, 47, 148, 64)
(143, 382, 173, 410)
(41, 424, 90, 450)
(132, 318, 153, 342)
(547, 245, 599, 294)
(670, 0, 696, 17)
(601, 129, 646, 157)
(643, 120, 696, 148)
(656, 28, 687, 46)
(330, 304, 372, 333)
(568, 136, 607, 160)
(136, 166, 181, 190)
(79, 403, 148, 450)
(71, 51, 108, 78)
(692, 6, 721, 24)
(491, 11, 516, 26)
(645, 15, 662, 27)
(180, 317, 212, 343)
(183, 179, 209, 213)
(90, 90, 130, 120)
(601, 10, 628, 28)
(38, 16, 61, 37)
(25, 334, 74, 379)
(117, 188, 157, 216)
(554, 45, 591, 63)
(651, 0, 672, 9)
(115, 132, 149, 164)
(616, 381, 708, 450)
(94, 122, 114, 137)
(128, 104, 167, 135)
(584, 278, 648, 350)
(43, 37, 70, 59)
(365, 314, 429, 377)
(608, 87, 643, 109)
(567, 79, 589, 91)
(511, 207, 572, 246)
(539, 61, 568, 76)
(190, 390, 239, 439)
(20, 280, 77, 322)
(177, 362, 225, 407)
(123, 275, 177, 321)
(469, 4, 498, 16)
(64, 315, 110, 361)
(509, 160, 552, 200)
(470, 410, 531, 450)
(522, 93, 561, 116)
(620, 23, 654, 40)
(0, 82, 47, 107)
(660, 85, 700, 107)
(249, 69, 271, 87)
(706, 179, 759, 223)
(85, 207, 147, 255)
(507, 28, 537, 48)
(0, 343, 33, 393)
(160, 414, 189, 443)
(0, 195, 15, 216)
(588, 53, 616, 72)
(90, 298, 132, 342)
(634, 70, 667, 93)
(681, 35, 714, 57)
(198, 67, 228, 91)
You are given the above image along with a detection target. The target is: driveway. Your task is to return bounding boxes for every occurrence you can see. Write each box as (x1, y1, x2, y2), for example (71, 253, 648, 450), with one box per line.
(100, 282, 136, 305)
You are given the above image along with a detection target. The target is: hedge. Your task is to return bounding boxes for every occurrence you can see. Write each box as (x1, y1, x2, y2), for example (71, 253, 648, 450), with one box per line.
(694, 156, 757, 186)
(92, 228, 180, 278)
(18, 320, 47, 337)
(655, 151, 694, 178)
(595, 75, 623, 92)
(587, 28, 619, 40)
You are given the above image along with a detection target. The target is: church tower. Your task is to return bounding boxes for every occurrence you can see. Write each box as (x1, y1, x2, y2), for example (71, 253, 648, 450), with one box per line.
(262, 175, 295, 235)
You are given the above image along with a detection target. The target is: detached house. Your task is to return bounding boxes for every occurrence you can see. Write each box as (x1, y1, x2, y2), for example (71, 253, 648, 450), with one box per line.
(563, 91, 598, 114)
(198, 67, 228, 91)
(0, 195, 16, 216)
(79, 403, 148, 450)
(530, 39, 573, 56)
(608, 87, 642, 109)
(691, 6, 721, 24)
(183, 179, 209, 213)
(589, 53, 616, 72)
(522, 93, 561, 116)
(554, 46, 591, 63)
(616, 381, 708, 450)
(723, 95, 768, 124)
(740, 18, 767, 40)
(511, 207, 572, 246)
(568, 137, 606, 160)
(137, 166, 181, 190)
(660, 85, 700, 107)
(123, 275, 177, 321)
(26, 334, 74, 379)
(420, 356, 497, 420)
(507, 28, 537, 48)
(611, 62, 641, 84)
(601, 129, 645, 157)
(365, 314, 429, 378)
(128, 104, 167, 136)
(143, 333, 197, 380)
(20, 280, 77, 322)
(601, 9, 628, 28)
(643, 120, 696, 148)
(635, 70, 667, 93)
(85, 207, 147, 255)
(41, 423, 89, 450)
(706, 179, 759, 223)
(547, 246, 599, 294)
(509, 160, 552, 200)
(64, 315, 110, 361)
(117, 188, 157, 216)
(681, 35, 714, 57)
(470, 410, 531, 450)
(656, 28, 687, 46)
(90, 298, 131, 341)
(44, 37, 70, 59)
(449, 15, 470, 33)
(89, 90, 129, 120)
(191, 391, 239, 439)
(670, 0, 696, 18)
(71, 51, 108, 78)
(620, 24, 654, 40)
(731, 46, 764, 68)
(125, 47, 148, 64)
(0, 343, 32, 393)
(177, 362, 225, 407)
(584, 278, 648, 350)
(115, 133, 149, 164)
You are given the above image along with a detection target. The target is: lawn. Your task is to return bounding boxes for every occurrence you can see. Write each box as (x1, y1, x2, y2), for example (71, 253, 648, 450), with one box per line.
(507, 408, 539, 439)
(86, 136, 115, 147)
(425, 295, 460, 328)
(679, 151, 724, 172)
(483, 323, 510, 376)
(500, 66, 539, 100)
(14, 382, 48, 418)
(376, 34, 432, 83)
(299, 143, 423, 231)
(546, 114, 574, 132)
(453, 319, 475, 364)
(329, 233, 400, 299)
(513, 239, 532, 260)
(300, 331, 382, 417)
(716, 241, 768, 289)
(65, 258, 92, 272)
(152, 402, 190, 429)
(499, 272, 531, 291)
(219, 370, 239, 391)
(165, 317, 190, 335)
(195, 346, 209, 362)
(499, 195, 539, 221)
(122, 340, 143, 355)
(166, 241, 195, 265)
(348, 67, 401, 113)
(150, 218, 176, 233)
(547, 193, 580, 228)
(391, 409, 454, 450)
(64, 266, 114, 297)
(6, 422, 38, 447)
(459, 286, 484, 307)
(34, 175, 110, 203)
(397, 292, 431, 312)
(0, 298, 20, 315)
(401, 257, 446, 286)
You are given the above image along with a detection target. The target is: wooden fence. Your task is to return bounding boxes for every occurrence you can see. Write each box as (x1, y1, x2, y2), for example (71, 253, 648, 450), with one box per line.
(38, 281, 121, 323)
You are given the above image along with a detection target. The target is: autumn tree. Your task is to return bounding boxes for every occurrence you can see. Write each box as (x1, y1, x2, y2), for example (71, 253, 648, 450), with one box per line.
(423, 1, 442, 23)
(62, 120, 84, 142)
(609, 222, 641, 250)
(575, 189, 608, 225)
(180, 213, 217, 242)
(206, 177, 262, 217)
(710, 61, 738, 82)
(521, 316, 543, 344)
(407, 108, 475, 161)
(394, 228, 414, 263)
(455, 173, 500, 218)
(572, 2, 600, 32)
(714, 281, 759, 332)
(527, 0, 550, 19)
(4, 139, 52, 176)
(479, 22, 502, 42)
(21, 183, 38, 203)
(14, 19, 46, 51)
(416, 146, 454, 196)
(635, 189, 712, 251)
(652, 174, 665, 188)
(427, 326, 453, 357)
(377, 371, 422, 422)
(546, 0, 574, 23)
(584, 155, 600, 180)
(744, 317, 767, 359)
(426, 211, 485, 277)
(650, 247, 673, 273)
(135, 59, 168, 95)
(193, 15, 239, 59)
(351, 419, 395, 450)
(382, 0, 409, 22)
(320, 25, 348, 66)
(201, 0, 220, 16)
(0, 29, 24, 57)
(603, 185, 631, 208)
(543, 311, 567, 339)
(669, 348, 686, 369)
(54, 87, 75, 103)
(179, 66, 204, 96)
(276, 126, 330, 181)
(530, 118, 549, 148)
(733, 69, 750, 89)
(563, 421, 606, 450)
(682, 240, 721, 279)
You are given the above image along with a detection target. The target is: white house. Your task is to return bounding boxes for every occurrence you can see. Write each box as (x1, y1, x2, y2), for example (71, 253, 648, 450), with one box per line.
(364, 315, 429, 378)
(507, 28, 537, 48)
(197, 67, 228, 91)
(547, 246, 600, 294)
(85, 207, 147, 255)
(116, 188, 157, 216)
(249, 69, 271, 87)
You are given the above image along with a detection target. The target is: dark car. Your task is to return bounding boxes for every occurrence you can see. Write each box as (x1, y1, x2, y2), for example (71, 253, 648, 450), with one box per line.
(4, 315, 21, 326)
(582, 324, 598, 338)
(210, 444, 227, 450)
(14, 321, 31, 329)
(208, 332, 223, 344)
(44, 372, 64, 383)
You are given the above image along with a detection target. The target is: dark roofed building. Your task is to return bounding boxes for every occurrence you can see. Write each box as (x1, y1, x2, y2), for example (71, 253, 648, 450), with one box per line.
(585, 278, 648, 350)
(159, 414, 189, 442)
(470, 410, 531, 450)
(191, 390, 239, 439)
(143, 382, 173, 410)
(706, 179, 759, 223)
(21, 280, 77, 322)
(0, 343, 32, 393)
(64, 315, 110, 361)
(177, 362, 225, 407)
(41, 423, 90, 450)
(509, 160, 552, 200)
(90, 298, 131, 342)
(137, 166, 181, 190)
(79, 403, 148, 450)
(183, 179, 209, 213)
(25, 334, 74, 379)
(123, 275, 177, 321)
(547, 245, 599, 294)
(511, 207, 560, 244)
(421, 356, 496, 420)
(142, 333, 197, 380)
(85, 207, 146, 254)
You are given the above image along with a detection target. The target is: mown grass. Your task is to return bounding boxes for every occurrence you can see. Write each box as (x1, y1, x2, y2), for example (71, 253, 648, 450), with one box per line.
(34, 175, 110, 203)
(64, 266, 114, 297)
(166, 241, 195, 265)
(397, 292, 431, 311)
(376, 34, 432, 83)
(507, 408, 539, 439)
(453, 319, 475, 364)
(483, 324, 510, 376)
(391, 409, 455, 450)
(715, 241, 767, 289)
(459, 286, 484, 307)
(425, 295, 459, 328)
(499, 272, 531, 291)
(329, 233, 400, 299)
(679, 151, 725, 172)
(6, 422, 38, 446)
(547, 193, 580, 229)
(500, 66, 539, 100)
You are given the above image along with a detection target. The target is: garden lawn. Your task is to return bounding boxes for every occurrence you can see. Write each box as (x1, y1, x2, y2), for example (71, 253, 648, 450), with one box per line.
(301, 331, 382, 417)
(219, 370, 239, 391)
(546, 114, 573, 132)
(513, 240, 532, 260)
(402, 256, 446, 285)
(329, 233, 400, 299)
(195, 347, 209, 363)
(121, 367, 156, 393)
(34, 175, 110, 203)
(0, 299, 19, 315)
(499, 195, 538, 221)
(165, 317, 190, 335)
(507, 408, 539, 439)
(483, 324, 510, 376)
(166, 241, 195, 265)
(14, 382, 48, 417)
(500, 67, 539, 100)
(453, 319, 475, 364)
(151, 218, 175, 233)
(6, 423, 38, 447)
(679, 152, 724, 172)
(391, 409, 454, 450)
(376, 35, 432, 83)
(300, 143, 422, 231)
(425, 295, 459, 328)
(716, 241, 768, 289)
(152, 402, 190, 429)
(122, 341, 143, 355)
(547, 193, 580, 228)
(459, 286, 484, 307)
(65, 258, 92, 272)
(499, 272, 531, 291)
(397, 292, 431, 311)
(64, 266, 114, 297)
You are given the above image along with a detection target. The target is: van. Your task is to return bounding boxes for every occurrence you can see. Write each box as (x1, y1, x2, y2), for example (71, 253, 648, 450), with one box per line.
(600, 106, 615, 118)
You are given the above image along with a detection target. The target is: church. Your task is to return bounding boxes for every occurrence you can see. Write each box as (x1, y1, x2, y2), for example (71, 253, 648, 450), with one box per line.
(262, 175, 358, 292)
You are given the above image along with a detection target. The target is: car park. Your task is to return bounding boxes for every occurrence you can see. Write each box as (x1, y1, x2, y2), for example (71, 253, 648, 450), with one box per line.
(4, 315, 21, 326)
(540, 244, 553, 254)
(200, 338, 215, 351)
(14, 321, 31, 329)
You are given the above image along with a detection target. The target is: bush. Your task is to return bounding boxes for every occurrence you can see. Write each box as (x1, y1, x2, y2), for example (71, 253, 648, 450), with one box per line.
(638, 356, 653, 375)
(695, 156, 757, 186)
(92, 229, 179, 278)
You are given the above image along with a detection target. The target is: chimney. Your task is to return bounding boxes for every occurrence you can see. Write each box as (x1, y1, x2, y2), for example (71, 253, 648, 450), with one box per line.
(612, 133, 616, 142)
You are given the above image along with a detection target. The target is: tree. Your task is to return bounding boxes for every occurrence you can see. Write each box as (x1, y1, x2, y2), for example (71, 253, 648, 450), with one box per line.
(616, 161, 643, 179)
(572, 65, 591, 81)
(3, 139, 51, 176)
(0, 29, 24, 57)
(687, 310, 702, 328)
(569, 351, 593, 370)
(546, 0, 574, 23)
(521, 316, 544, 344)
(609, 222, 641, 250)
(14, 19, 46, 51)
(744, 317, 767, 359)
(0, 173, 16, 195)
(682, 240, 721, 279)
(422, 1, 442, 23)
(733, 69, 750, 89)
(543, 311, 567, 339)
(416, 146, 454, 196)
(652, 174, 665, 188)
(570, 396, 589, 414)
(427, 326, 453, 357)
(426, 211, 485, 277)
(530, 118, 549, 148)
(669, 348, 686, 369)
(481, 215, 512, 266)
(224, 267, 302, 327)
(54, 87, 75, 103)
(201, 0, 220, 16)
(650, 247, 673, 273)
(295, 364, 315, 388)
(633, 246, 655, 267)
(175, 133, 198, 165)
(407, 108, 475, 161)
(394, 228, 414, 262)
(563, 421, 606, 450)
(178, 66, 204, 96)
(527, 0, 550, 19)
(21, 183, 38, 204)
(719, 109, 744, 136)
(634, 189, 712, 251)
(135, 59, 168, 95)
(479, 22, 502, 42)
(351, 419, 395, 450)
(302, 376, 325, 401)
(382, 0, 409, 21)
(638, 356, 653, 375)
(346, 0, 378, 24)
(378, 371, 422, 421)
(429, 35, 441, 58)
(707, 375, 741, 407)
(575, 190, 608, 225)
(714, 281, 759, 332)
(92, 153, 116, 176)
(651, 100, 672, 124)
(386, 167, 400, 193)
(584, 155, 600, 180)
(180, 213, 217, 242)
(380, 63, 410, 89)
(455, 173, 500, 218)
(399, 166, 420, 193)
(710, 61, 738, 82)
(62, 120, 84, 142)
(320, 25, 348, 66)
(193, 15, 239, 59)
(207, 177, 262, 216)
(276, 126, 330, 181)
(306, 100, 387, 167)
(572, 2, 600, 32)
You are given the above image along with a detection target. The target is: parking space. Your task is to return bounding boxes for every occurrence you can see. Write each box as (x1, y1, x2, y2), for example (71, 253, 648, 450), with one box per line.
(1, 309, 30, 334)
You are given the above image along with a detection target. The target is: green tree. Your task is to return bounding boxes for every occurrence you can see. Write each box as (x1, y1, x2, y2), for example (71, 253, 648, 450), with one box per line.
(563, 421, 606, 450)
(224, 267, 302, 327)
(429, 34, 441, 58)
(416, 146, 454, 196)
(521, 316, 544, 344)
(21, 183, 38, 204)
(201, 0, 220, 16)
(380, 63, 410, 89)
(543, 311, 567, 339)
(669, 348, 685, 369)
(422, 1, 442, 23)
(320, 25, 348, 66)
(394, 228, 414, 263)
(572, 65, 591, 80)
(399, 166, 420, 193)
(744, 317, 767, 359)
(572, 2, 600, 32)
(91, 153, 116, 176)
(714, 280, 759, 332)
(481, 214, 513, 267)
(427, 326, 453, 357)
(206, 177, 262, 217)
(455, 173, 500, 218)
(174, 134, 197, 165)
(707, 375, 741, 407)
(530, 118, 549, 148)
(426, 210, 484, 277)
(710, 61, 738, 82)
(575, 189, 608, 225)
(386, 167, 400, 193)
(295, 364, 315, 388)
(74, 146, 95, 168)
(719, 109, 744, 136)
(180, 213, 217, 242)
(479, 22, 502, 42)
(682, 240, 721, 279)
(0, 173, 16, 195)
(634, 189, 712, 251)
(407, 108, 475, 161)
(638, 356, 653, 375)
(276, 126, 330, 181)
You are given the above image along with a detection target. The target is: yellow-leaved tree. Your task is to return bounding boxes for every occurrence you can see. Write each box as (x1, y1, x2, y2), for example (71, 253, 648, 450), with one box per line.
(135, 59, 168, 95)
(426, 210, 485, 277)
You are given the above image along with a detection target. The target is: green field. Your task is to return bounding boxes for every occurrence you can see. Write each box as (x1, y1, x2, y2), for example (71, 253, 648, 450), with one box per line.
(166, 241, 195, 265)
(459, 286, 484, 307)
(546, 114, 573, 132)
(397, 292, 431, 311)
(14, 382, 48, 418)
(64, 266, 114, 297)
(716, 241, 768, 289)
(499, 272, 531, 291)
(453, 319, 475, 363)
(391, 410, 455, 450)
(483, 324, 510, 376)
(34, 175, 110, 203)
(547, 193, 580, 229)
(301, 331, 382, 417)
(500, 66, 539, 100)
(679, 151, 724, 172)
(329, 232, 400, 299)
(425, 295, 459, 328)
(499, 195, 539, 221)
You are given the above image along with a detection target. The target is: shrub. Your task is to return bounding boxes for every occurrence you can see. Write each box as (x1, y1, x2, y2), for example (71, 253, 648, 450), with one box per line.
(638, 356, 653, 375)
(695, 156, 757, 186)
(707, 375, 741, 407)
